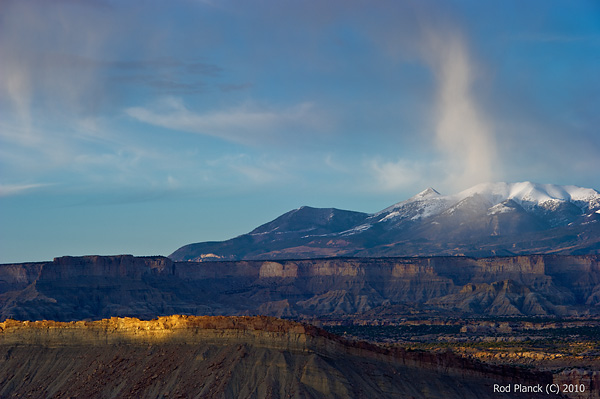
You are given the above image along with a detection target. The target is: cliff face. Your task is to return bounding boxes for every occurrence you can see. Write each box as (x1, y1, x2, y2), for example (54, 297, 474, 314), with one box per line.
(0, 256, 180, 321)
(1, 255, 600, 321)
(0, 315, 552, 399)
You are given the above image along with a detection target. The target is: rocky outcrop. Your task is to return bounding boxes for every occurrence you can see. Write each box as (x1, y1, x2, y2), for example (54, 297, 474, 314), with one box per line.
(1, 255, 600, 321)
(0, 315, 554, 398)
(428, 280, 570, 316)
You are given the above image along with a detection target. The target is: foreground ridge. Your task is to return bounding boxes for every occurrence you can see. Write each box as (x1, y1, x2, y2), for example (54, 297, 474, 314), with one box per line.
(0, 315, 552, 398)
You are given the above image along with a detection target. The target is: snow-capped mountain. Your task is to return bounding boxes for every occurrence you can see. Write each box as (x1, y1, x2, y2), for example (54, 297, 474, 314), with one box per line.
(454, 181, 600, 212)
(170, 182, 600, 261)
(370, 181, 599, 227)
(370, 187, 448, 223)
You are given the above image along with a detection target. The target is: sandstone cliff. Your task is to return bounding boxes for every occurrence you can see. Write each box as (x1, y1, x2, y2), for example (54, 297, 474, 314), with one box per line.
(0, 315, 553, 398)
(1, 255, 599, 321)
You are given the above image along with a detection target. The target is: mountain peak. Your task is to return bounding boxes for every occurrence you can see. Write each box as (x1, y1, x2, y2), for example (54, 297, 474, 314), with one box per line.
(248, 206, 369, 236)
(374, 187, 446, 220)
(413, 187, 441, 200)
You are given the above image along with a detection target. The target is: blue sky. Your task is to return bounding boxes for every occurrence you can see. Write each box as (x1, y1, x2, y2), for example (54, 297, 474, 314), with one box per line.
(1, 0, 599, 263)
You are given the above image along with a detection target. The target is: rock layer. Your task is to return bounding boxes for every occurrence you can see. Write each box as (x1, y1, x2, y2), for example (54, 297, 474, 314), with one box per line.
(1, 255, 600, 321)
(0, 315, 553, 398)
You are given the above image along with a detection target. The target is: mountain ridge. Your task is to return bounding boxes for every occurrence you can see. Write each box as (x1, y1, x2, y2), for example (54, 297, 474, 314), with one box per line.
(171, 181, 600, 261)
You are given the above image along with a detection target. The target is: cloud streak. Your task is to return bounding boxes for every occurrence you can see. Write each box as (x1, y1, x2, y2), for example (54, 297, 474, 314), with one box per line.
(206, 154, 292, 185)
(126, 98, 327, 146)
(0, 183, 52, 197)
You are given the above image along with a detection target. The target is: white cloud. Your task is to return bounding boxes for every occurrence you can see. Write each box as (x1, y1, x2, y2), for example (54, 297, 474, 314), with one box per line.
(125, 98, 327, 146)
(367, 155, 470, 196)
(421, 28, 497, 191)
(368, 158, 424, 192)
(362, 7, 500, 193)
(323, 153, 350, 173)
(0, 183, 51, 197)
(206, 154, 292, 184)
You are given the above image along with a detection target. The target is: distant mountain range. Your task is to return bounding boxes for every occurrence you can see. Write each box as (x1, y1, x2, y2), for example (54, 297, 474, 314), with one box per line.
(170, 182, 600, 261)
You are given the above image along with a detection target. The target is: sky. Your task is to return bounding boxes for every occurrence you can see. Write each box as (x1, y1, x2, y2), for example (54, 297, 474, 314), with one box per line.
(1, 0, 599, 263)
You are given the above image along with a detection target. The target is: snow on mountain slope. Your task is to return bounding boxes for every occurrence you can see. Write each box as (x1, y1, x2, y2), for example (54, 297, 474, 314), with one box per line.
(454, 182, 600, 211)
(361, 181, 600, 233)
(369, 187, 450, 225)
(376, 187, 442, 215)
(171, 181, 600, 261)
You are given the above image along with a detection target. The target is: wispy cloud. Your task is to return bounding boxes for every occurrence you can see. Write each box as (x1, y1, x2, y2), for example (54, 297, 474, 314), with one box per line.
(368, 158, 424, 192)
(126, 98, 328, 146)
(206, 154, 292, 185)
(360, 4, 499, 192)
(0, 183, 52, 197)
(0, 0, 225, 131)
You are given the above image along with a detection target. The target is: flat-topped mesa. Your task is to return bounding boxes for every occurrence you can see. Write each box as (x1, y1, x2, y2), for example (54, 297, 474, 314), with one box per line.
(46, 255, 174, 279)
(0, 315, 384, 355)
(0, 315, 551, 383)
(0, 315, 306, 333)
(0, 315, 555, 398)
(0, 315, 312, 347)
(0, 315, 354, 359)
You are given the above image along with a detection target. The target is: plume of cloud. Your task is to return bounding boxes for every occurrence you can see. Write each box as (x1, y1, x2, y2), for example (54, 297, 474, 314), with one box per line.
(422, 28, 497, 190)
(364, 4, 499, 193)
